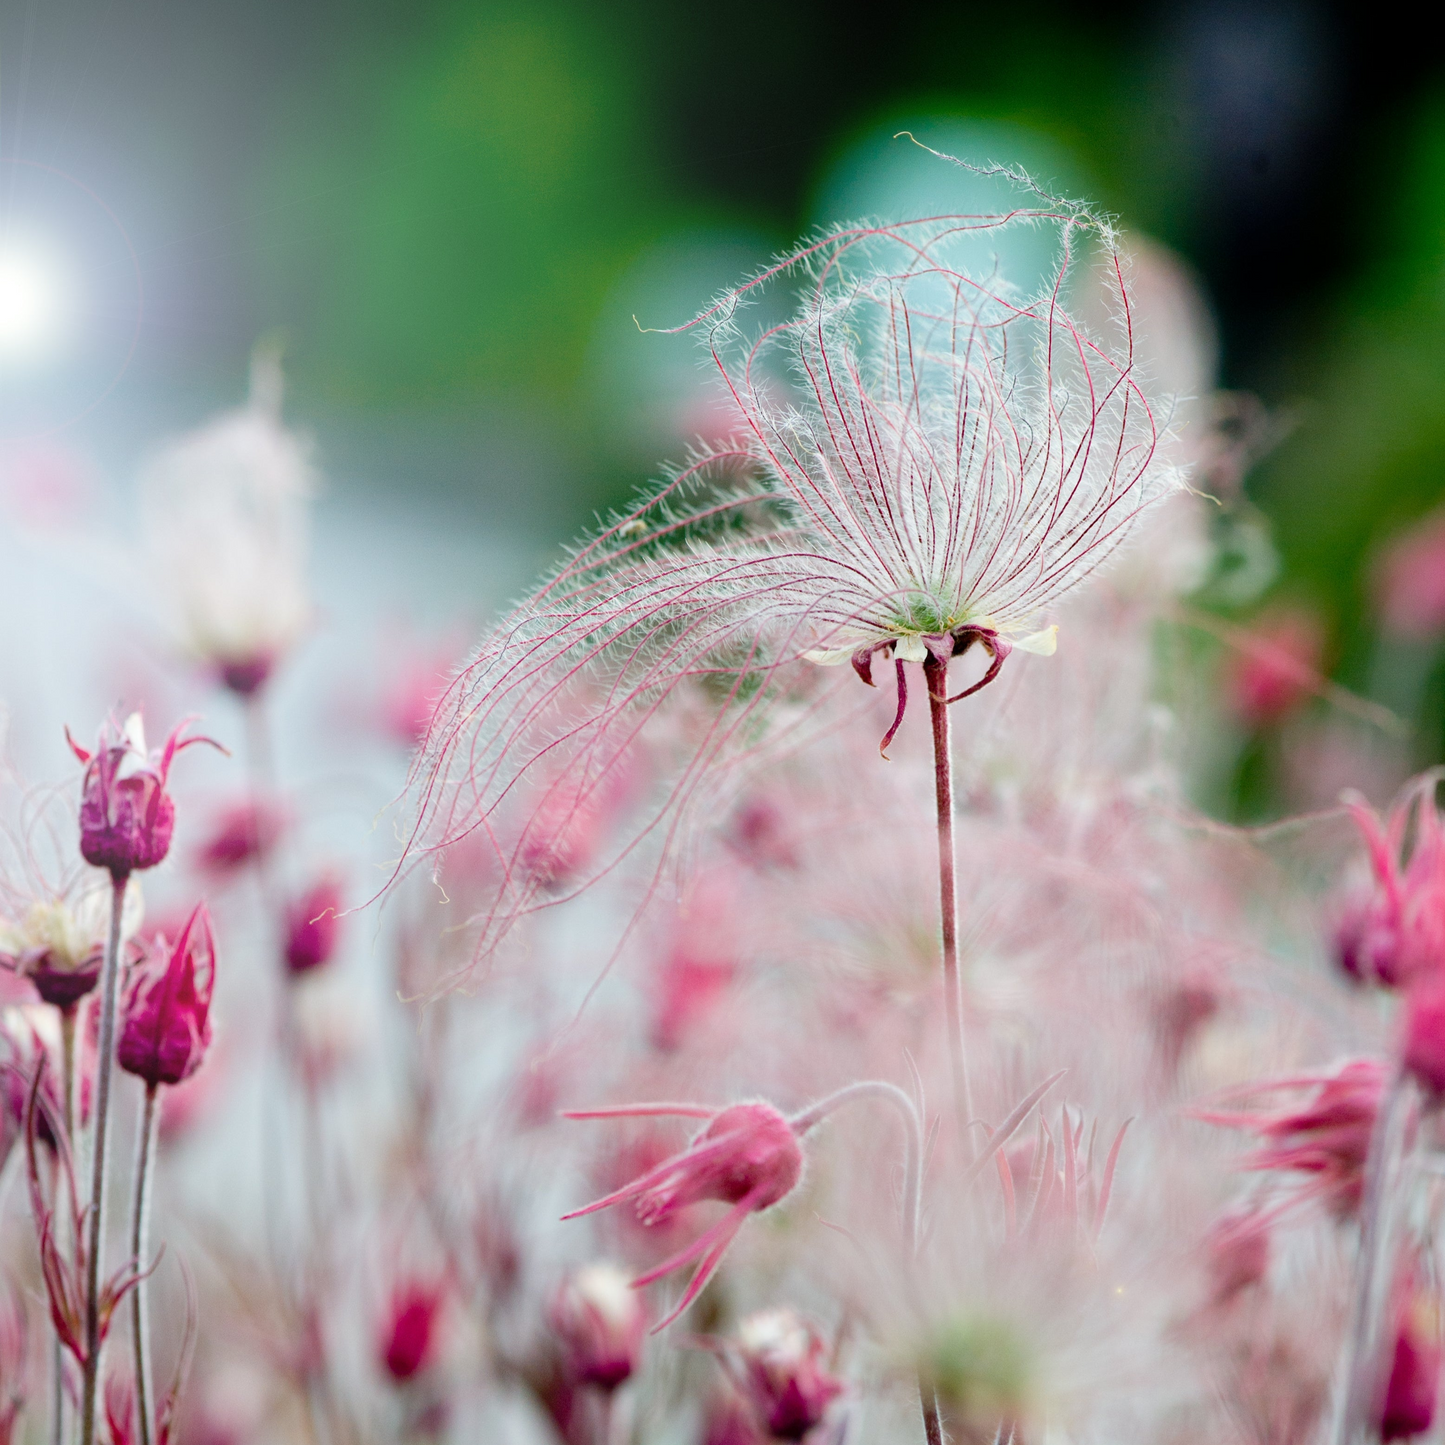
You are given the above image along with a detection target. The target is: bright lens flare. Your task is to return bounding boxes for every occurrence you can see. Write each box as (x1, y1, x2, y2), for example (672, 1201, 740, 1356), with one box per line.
(0, 239, 74, 364)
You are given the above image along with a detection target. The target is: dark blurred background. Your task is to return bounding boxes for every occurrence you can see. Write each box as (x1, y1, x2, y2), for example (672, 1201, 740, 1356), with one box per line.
(4, 0, 1445, 814)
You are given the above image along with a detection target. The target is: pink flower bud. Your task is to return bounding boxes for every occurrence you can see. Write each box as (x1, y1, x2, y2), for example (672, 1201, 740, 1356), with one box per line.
(563, 1100, 805, 1330)
(549, 1263, 646, 1390)
(284, 877, 343, 976)
(116, 903, 216, 1088)
(379, 1280, 446, 1383)
(67, 714, 224, 879)
(1380, 1278, 1442, 1440)
(727, 1309, 844, 1442)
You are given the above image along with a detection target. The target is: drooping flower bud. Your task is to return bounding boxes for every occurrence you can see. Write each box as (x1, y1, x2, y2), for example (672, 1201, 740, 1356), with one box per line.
(727, 1309, 844, 1442)
(284, 877, 343, 976)
(379, 1280, 446, 1383)
(67, 714, 224, 879)
(116, 903, 216, 1088)
(0, 879, 143, 1010)
(562, 1100, 805, 1330)
(548, 1263, 646, 1390)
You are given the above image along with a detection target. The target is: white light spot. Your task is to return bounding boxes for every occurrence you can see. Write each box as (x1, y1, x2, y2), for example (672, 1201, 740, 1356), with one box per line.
(0, 237, 74, 364)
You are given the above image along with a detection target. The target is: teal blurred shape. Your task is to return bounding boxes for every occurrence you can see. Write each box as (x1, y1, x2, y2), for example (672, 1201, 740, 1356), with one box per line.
(585, 227, 780, 467)
(809, 116, 1095, 301)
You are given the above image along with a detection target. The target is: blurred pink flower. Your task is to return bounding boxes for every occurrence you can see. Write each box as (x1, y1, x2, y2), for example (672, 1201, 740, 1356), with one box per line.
(116, 903, 216, 1088)
(548, 1262, 646, 1390)
(283, 876, 344, 976)
(1196, 1058, 1388, 1217)
(1376, 510, 1445, 640)
(1203, 1208, 1271, 1307)
(67, 714, 224, 879)
(1224, 606, 1325, 728)
(563, 1100, 805, 1329)
(1335, 785, 1445, 989)
(0, 1290, 25, 1445)
(195, 799, 285, 879)
(1380, 1272, 1441, 1441)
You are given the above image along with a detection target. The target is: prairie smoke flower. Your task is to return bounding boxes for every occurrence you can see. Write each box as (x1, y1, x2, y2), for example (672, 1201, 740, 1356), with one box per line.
(562, 1100, 805, 1329)
(1, 1005, 67, 1158)
(283, 876, 343, 976)
(67, 714, 224, 879)
(548, 1263, 647, 1389)
(721, 1308, 844, 1442)
(116, 903, 216, 1088)
(399, 204, 1177, 959)
(379, 1280, 446, 1383)
(0, 876, 142, 1009)
(140, 349, 316, 695)
(1334, 784, 1445, 989)
(1195, 1058, 1388, 1217)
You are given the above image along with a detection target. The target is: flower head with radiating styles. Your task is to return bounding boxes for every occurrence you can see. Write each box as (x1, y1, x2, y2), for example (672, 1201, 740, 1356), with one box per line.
(562, 1100, 805, 1330)
(116, 902, 216, 1088)
(67, 713, 224, 879)
(398, 188, 1179, 962)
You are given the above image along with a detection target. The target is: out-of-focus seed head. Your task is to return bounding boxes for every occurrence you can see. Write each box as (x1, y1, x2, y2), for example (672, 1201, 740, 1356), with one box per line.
(916, 1313, 1031, 1440)
(0, 876, 142, 1009)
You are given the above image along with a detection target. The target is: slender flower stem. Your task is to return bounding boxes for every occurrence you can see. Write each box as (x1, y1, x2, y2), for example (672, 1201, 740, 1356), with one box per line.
(80, 873, 128, 1445)
(50, 1004, 80, 1445)
(1327, 1070, 1415, 1445)
(923, 653, 974, 1136)
(919, 1383, 944, 1445)
(130, 1083, 160, 1445)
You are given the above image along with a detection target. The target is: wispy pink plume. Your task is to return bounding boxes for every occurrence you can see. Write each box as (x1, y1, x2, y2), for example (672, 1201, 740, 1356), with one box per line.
(396, 201, 1181, 978)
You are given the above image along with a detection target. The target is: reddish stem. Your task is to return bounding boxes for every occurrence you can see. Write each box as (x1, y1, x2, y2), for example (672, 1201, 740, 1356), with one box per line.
(924, 653, 974, 1135)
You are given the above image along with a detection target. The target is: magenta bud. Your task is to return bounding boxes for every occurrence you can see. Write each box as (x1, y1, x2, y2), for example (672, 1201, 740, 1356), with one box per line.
(730, 1309, 844, 1442)
(563, 1100, 805, 1331)
(1403, 980, 1445, 1097)
(117, 903, 216, 1088)
(216, 652, 275, 698)
(549, 1263, 646, 1391)
(1381, 1281, 1442, 1440)
(380, 1281, 446, 1383)
(284, 877, 344, 975)
(196, 799, 285, 877)
(68, 714, 224, 879)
